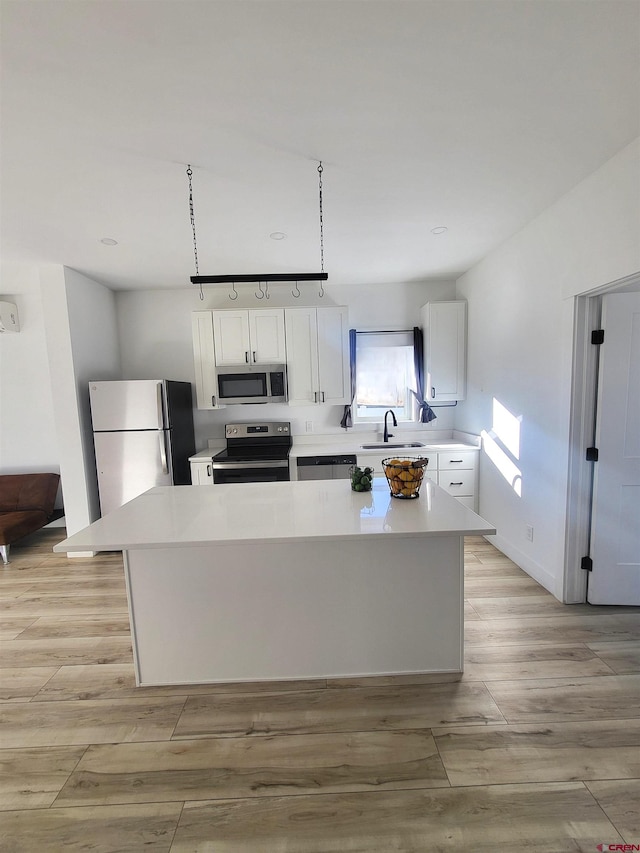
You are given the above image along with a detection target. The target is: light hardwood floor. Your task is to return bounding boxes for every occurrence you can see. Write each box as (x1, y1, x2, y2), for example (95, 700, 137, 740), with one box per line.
(1, 528, 639, 852)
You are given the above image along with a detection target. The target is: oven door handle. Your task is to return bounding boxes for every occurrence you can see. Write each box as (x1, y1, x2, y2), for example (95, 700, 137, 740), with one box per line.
(211, 460, 289, 470)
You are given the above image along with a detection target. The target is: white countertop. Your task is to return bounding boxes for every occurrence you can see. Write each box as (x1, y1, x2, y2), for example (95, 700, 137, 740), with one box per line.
(55, 478, 495, 552)
(290, 439, 478, 458)
(190, 438, 480, 462)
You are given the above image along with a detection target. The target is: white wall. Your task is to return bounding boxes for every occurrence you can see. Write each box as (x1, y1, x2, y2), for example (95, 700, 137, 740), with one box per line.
(40, 266, 121, 535)
(116, 278, 457, 449)
(0, 262, 59, 481)
(455, 138, 640, 599)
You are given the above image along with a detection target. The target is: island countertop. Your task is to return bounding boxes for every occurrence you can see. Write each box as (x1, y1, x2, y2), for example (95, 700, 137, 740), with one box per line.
(55, 478, 495, 553)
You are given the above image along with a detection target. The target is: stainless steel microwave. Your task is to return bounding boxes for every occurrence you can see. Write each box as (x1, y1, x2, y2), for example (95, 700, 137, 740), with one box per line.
(216, 364, 287, 405)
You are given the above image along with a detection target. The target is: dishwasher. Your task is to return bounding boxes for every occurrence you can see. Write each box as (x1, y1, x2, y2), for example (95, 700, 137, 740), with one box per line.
(296, 454, 358, 480)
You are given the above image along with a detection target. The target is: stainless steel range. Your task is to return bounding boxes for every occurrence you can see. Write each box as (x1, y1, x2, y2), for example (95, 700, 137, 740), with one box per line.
(210, 422, 292, 484)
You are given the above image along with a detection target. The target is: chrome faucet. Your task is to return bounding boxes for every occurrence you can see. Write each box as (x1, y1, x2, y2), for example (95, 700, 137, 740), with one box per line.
(383, 409, 397, 442)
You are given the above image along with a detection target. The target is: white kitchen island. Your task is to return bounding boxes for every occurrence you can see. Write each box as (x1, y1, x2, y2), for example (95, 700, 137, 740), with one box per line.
(55, 478, 495, 686)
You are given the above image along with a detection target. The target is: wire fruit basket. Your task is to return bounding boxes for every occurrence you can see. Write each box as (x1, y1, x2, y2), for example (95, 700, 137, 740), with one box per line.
(382, 457, 429, 499)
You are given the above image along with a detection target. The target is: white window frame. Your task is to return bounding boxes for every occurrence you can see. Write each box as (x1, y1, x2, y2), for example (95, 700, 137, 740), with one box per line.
(353, 330, 418, 424)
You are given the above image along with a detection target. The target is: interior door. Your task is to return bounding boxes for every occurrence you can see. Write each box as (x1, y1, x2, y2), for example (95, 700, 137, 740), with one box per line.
(588, 291, 640, 605)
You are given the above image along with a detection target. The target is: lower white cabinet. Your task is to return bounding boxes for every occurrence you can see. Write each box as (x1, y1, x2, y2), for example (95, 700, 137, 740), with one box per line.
(358, 452, 438, 483)
(357, 448, 478, 510)
(192, 445, 478, 504)
(436, 450, 478, 509)
(190, 460, 214, 485)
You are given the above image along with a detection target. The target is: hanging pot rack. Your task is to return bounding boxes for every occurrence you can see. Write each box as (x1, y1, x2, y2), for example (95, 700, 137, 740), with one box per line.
(186, 162, 327, 300)
(190, 272, 327, 284)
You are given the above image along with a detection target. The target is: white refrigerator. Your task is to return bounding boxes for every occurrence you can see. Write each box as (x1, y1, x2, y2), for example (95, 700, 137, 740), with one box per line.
(89, 380, 195, 516)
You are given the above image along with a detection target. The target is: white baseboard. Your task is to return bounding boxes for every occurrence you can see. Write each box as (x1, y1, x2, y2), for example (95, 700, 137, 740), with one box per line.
(485, 533, 559, 600)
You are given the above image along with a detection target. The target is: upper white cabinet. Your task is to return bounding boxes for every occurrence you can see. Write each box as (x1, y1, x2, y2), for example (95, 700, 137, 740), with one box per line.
(421, 301, 467, 402)
(284, 306, 350, 406)
(213, 309, 286, 365)
(192, 305, 349, 410)
(192, 310, 221, 410)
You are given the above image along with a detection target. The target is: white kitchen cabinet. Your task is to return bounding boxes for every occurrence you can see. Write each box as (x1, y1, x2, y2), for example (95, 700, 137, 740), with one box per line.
(285, 306, 350, 406)
(436, 450, 478, 510)
(192, 308, 287, 409)
(190, 459, 214, 485)
(357, 451, 438, 483)
(213, 309, 286, 366)
(191, 311, 222, 410)
(421, 301, 467, 402)
(284, 307, 317, 406)
(357, 447, 478, 510)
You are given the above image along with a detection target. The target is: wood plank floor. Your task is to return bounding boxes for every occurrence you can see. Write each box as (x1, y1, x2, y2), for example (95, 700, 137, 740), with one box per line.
(1, 528, 638, 852)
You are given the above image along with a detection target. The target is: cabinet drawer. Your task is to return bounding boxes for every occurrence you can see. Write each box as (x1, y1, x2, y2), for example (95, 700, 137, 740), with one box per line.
(456, 495, 476, 510)
(437, 450, 477, 470)
(438, 468, 475, 497)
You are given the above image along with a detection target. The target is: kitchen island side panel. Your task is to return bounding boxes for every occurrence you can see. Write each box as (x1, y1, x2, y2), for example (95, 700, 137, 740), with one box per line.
(125, 536, 463, 686)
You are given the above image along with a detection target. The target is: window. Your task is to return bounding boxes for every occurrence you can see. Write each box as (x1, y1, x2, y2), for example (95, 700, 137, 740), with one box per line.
(354, 331, 417, 422)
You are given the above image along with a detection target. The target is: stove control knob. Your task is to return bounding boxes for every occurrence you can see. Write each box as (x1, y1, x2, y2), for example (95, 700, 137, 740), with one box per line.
(229, 428, 237, 435)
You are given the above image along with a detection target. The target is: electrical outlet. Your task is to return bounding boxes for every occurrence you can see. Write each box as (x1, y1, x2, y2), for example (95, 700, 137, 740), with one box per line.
(525, 524, 534, 542)
(305, 420, 313, 433)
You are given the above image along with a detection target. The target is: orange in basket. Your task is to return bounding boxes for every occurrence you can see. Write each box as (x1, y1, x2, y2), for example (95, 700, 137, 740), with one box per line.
(382, 457, 429, 499)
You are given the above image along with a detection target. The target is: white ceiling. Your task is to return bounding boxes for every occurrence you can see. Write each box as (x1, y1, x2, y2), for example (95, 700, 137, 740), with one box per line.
(1, 0, 639, 292)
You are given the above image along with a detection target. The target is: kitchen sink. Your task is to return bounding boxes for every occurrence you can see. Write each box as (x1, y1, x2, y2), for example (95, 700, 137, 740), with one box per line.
(360, 442, 425, 450)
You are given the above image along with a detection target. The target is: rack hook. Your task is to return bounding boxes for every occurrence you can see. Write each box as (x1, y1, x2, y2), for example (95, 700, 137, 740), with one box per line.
(264, 281, 270, 300)
(292, 280, 301, 298)
(318, 279, 325, 298)
(255, 281, 265, 300)
(229, 281, 238, 301)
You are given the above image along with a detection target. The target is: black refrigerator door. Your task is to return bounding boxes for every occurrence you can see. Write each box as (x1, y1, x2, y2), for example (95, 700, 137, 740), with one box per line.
(165, 381, 196, 485)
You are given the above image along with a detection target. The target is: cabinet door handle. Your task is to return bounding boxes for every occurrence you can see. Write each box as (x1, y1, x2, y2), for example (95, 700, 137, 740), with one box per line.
(314, 391, 318, 403)
(321, 391, 325, 402)
(252, 351, 257, 363)
(431, 386, 436, 398)
(450, 481, 463, 486)
(245, 351, 249, 363)
(207, 464, 212, 478)
(449, 459, 463, 464)
(211, 395, 216, 407)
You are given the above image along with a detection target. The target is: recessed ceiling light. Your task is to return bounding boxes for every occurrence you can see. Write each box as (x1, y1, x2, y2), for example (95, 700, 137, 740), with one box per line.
(270, 232, 286, 240)
(431, 226, 448, 235)
(100, 237, 118, 245)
